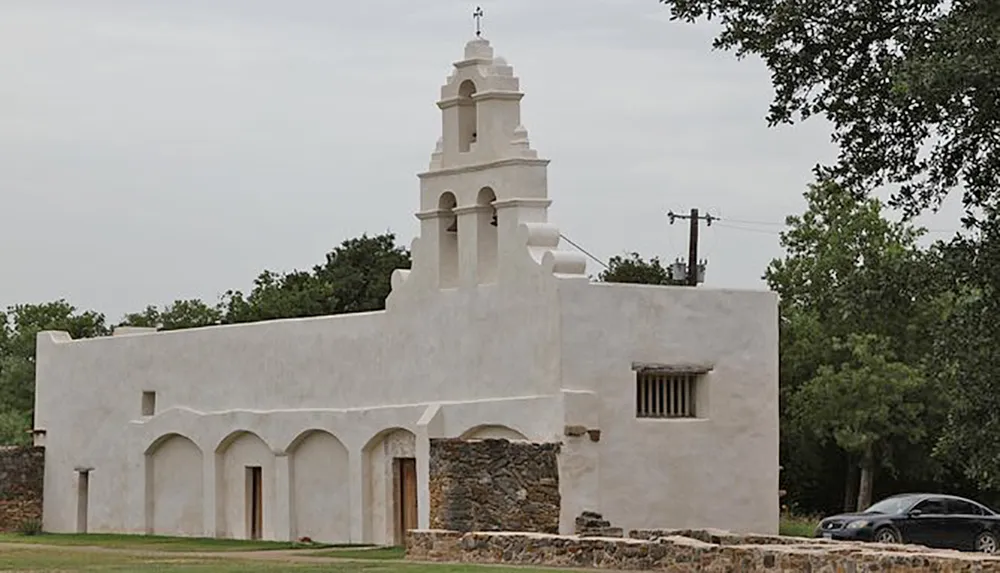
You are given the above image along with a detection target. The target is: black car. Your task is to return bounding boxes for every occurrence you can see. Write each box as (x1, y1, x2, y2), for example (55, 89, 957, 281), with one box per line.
(815, 493, 1000, 553)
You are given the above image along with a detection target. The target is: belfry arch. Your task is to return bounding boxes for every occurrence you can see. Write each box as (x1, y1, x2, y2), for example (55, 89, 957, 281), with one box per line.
(438, 192, 459, 288)
(457, 80, 478, 152)
(477, 187, 498, 283)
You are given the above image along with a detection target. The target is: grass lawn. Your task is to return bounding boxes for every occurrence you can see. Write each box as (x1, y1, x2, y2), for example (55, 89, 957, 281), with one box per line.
(779, 514, 819, 538)
(0, 532, 336, 552)
(315, 546, 407, 559)
(0, 545, 569, 572)
(0, 535, 569, 572)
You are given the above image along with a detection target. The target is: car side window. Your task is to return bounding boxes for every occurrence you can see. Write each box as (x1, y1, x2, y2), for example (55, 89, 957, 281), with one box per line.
(914, 498, 947, 514)
(946, 499, 983, 515)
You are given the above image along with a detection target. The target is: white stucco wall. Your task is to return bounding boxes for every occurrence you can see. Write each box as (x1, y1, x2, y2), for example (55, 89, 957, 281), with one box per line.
(290, 431, 349, 542)
(148, 434, 203, 536)
(557, 281, 780, 535)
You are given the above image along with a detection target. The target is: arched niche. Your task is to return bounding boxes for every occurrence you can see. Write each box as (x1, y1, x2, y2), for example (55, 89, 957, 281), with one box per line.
(362, 427, 417, 545)
(438, 192, 459, 288)
(457, 80, 478, 152)
(460, 424, 529, 442)
(215, 430, 274, 540)
(144, 433, 203, 537)
(287, 430, 350, 543)
(476, 187, 498, 284)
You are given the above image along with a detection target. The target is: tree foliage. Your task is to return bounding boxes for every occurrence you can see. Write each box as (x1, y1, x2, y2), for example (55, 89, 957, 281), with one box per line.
(656, 0, 1000, 220)
(767, 180, 950, 511)
(221, 232, 411, 323)
(791, 333, 929, 509)
(119, 299, 223, 331)
(765, 179, 942, 365)
(597, 252, 685, 285)
(930, 211, 1000, 489)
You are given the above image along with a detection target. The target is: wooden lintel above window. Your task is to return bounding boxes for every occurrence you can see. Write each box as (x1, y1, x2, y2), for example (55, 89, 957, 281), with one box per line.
(631, 362, 714, 375)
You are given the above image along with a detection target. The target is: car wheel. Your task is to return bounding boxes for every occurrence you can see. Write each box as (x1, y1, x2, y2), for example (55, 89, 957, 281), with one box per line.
(874, 527, 900, 545)
(975, 531, 998, 554)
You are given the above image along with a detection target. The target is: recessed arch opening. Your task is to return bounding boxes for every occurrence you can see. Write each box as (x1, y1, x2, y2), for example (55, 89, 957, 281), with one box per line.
(476, 187, 498, 284)
(438, 192, 459, 288)
(458, 80, 478, 153)
(287, 430, 350, 542)
(459, 424, 530, 441)
(144, 433, 203, 536)
(215, 430, 274, 540)
(361, 427, 418, 545)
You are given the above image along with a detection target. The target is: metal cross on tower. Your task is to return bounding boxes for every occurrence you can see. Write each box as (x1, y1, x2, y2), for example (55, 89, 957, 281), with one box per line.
(473, 6, 484, 37)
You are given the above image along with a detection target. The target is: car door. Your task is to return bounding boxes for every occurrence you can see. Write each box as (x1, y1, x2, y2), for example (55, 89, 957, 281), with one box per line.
(943, 499, 983, 550)
(901, 497, 950, 548)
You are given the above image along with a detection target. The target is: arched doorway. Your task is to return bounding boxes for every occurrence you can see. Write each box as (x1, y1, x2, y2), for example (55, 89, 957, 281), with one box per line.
(363, 428, 417, 545)
(216, 431, 274, 540)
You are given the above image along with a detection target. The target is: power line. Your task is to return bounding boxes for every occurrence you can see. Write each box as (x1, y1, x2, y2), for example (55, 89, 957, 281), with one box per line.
(712, 222, 783, 235)
(559, 233, 610, 270)
(715, 217, 787, 228)
(555, 214, 963, 279)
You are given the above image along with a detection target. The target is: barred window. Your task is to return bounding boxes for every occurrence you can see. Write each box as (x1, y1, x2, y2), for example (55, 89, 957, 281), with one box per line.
(636, 372, 698, 418)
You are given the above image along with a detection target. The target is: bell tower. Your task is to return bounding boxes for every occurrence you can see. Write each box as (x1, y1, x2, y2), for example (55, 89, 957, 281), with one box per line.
(413, 35, 552, 289)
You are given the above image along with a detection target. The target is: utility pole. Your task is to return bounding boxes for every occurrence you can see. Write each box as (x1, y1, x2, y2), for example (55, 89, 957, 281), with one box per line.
(667, 208, 715, 286)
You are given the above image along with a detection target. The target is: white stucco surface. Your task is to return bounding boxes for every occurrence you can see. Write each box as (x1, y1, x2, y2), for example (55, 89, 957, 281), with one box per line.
(148, 434, 202, 536)
(33, 36, 779, 543)
(290, 431, 349, 542)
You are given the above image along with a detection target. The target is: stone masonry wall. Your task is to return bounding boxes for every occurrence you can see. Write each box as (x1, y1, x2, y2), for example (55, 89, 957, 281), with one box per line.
(0, 446, 44, 531)
(407, 529, 1000, 572)
(429, 438, 560, 534)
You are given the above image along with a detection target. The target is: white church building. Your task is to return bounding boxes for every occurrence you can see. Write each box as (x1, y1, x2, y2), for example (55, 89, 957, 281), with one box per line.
(33, 36, 779, 545)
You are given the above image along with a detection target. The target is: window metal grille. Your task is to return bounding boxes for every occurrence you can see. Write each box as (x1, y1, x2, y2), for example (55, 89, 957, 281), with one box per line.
(636, 372, 697, 418)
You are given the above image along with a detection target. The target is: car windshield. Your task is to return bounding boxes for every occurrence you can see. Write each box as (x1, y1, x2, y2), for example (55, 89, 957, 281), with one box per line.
(862, 496, 918, 515)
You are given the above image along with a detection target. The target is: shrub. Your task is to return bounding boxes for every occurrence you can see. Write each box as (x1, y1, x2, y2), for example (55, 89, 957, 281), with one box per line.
(17, 518, 43, 536)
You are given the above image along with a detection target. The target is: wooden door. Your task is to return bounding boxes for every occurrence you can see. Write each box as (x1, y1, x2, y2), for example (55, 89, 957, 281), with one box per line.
(395, 458, 418, 544)
(247, 466, 263, 540)
(76, 470, 90, 534)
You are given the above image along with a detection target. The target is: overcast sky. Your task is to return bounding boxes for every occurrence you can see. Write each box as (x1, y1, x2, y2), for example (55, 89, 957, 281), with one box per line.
(0, 0, 964, 321)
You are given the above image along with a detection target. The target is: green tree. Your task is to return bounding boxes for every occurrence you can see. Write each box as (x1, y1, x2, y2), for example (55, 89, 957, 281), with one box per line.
(597, 252, 685, 285)
(765, 179, 938, 365)
(119, 299, 223, 331)
(221, 269, 339, 324)
(930, 211, 1000, 490)
(766, 179, 948, 512)
(655, 0, 1000, 220)
(791, 334, 929, 510)
(221, 232, 411, 324)
(0, 408, 31, 445)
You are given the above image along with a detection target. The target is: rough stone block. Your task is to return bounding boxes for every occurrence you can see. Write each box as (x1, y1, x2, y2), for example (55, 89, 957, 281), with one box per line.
(0, 446, 44, 532)
(428, 438, 560, 534)
(406, 528, 1000, 571)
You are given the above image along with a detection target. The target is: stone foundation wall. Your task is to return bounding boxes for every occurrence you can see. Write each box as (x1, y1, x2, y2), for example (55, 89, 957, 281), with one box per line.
(0, 446, 44, 531)
(406, 529, 1000, 572)
(428, 438, 560, 534)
